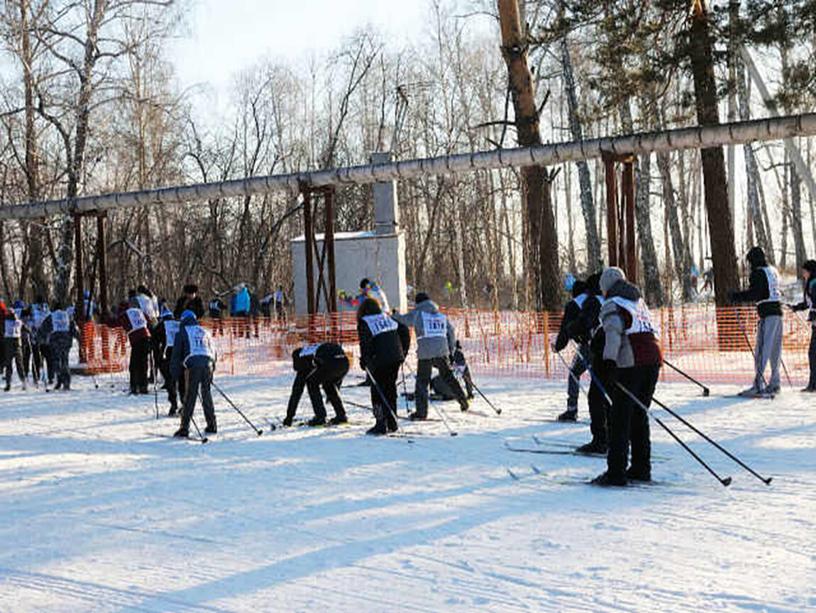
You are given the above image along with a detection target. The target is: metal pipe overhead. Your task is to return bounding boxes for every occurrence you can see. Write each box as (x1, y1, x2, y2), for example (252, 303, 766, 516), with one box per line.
(2, 113, 816, 221)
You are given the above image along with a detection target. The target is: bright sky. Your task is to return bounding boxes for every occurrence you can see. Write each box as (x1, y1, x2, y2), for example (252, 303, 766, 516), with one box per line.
(170, 0, 432, 100)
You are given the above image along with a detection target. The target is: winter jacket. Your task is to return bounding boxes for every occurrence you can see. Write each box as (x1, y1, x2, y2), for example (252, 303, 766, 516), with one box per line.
(208, 298, 225, 318)
(358, 314, 407, 369)
(170, 313, 215, 380)
(555, 292, 590, 351)
(153, 316, 181, 355)
(117, 305, 151, 346)
(292, 343, 348, 378)
(601, 280, 662, 369)
(136, 293, 159, 326)
(3, 312, 29, 340)
(37, 310, 80, 346)
(231, 288, 251, 316)
(731, 250, 783, 318)
(792, 278, 816, 324)
(392, 299, 456, 360)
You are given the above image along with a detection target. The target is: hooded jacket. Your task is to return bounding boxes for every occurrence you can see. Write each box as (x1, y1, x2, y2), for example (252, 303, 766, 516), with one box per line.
(392, 299, 456, 360)
(600, 280, 662, 368)
(358, 313, 407, 369)
(170, 313, 215, 380)
(792, 260, 816, 323)
(731, 247, 782, 318)
(555, 280, 589, 351)
(117, 301, 151, 346)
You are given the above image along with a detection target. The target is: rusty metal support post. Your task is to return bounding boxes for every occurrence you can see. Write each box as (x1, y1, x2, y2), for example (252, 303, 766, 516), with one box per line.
(97, 212, 108, 316)
(73, 213, 84, 323)
(622, 157, 638, 280)
(324, 187, 337, 313)
(603, 155, 618, 268)
(301, 185, 316, 316)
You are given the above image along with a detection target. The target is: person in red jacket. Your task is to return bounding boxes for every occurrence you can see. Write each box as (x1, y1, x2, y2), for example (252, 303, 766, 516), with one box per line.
(117, 298, 151, 394)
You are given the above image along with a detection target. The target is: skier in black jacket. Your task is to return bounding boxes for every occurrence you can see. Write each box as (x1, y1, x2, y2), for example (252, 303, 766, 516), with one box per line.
(789, 259, 816, 391)
(729, 246, 783, 396)
(554, 279, 589, 421)
(284, 342, 349, 427)
(563, 271, 610, 455)
(357, 298, 407, 435)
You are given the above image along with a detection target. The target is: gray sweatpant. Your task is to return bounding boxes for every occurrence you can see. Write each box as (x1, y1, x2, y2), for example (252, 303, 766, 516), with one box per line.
(755, 315, 782, 390)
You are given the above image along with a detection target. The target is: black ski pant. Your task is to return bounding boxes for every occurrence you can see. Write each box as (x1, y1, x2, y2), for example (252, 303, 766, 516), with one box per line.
(809, 327, 816, 390)
(180, 364, 216, 431)
(415, 356, 466, 418)
(606, 364, 660, 481)
(51, 335, 72, 389)
(286, 359, 349, 422)
(588, 378, 609, 445)
(369, 362, 400, 430)
(41, 343, 55, 383)
(3, 339, 24, 386)
(129, 337, 150, 393)
(162, 347, 183, 409)
(567, 344, 589, 409)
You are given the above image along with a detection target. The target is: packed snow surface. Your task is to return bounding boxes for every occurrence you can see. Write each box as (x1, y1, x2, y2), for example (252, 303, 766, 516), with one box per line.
(0, 373, 814, 612)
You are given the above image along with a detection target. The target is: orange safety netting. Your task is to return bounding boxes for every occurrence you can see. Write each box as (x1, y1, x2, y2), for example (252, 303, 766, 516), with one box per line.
(80, 306, 814, 386)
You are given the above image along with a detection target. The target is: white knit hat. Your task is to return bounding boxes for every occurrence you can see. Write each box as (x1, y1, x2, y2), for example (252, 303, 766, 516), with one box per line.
(599, 267, 626, 295)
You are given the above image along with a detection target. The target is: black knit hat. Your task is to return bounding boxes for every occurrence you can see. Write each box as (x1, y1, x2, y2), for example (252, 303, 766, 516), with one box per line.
(415, 292, 430, 304)
(746, 246, 767, 268)
(571, 279, 587, 298)
(803, 260, 816, 275)
(183, 284, 198, 294)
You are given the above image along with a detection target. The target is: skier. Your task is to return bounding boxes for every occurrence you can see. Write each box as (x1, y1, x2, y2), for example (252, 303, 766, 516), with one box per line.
(260, 292, 273, 319)
(153, 307, 183, 415)
(564, 271, 610, 455)
(283, 342, 349, 427)
(357, 298, 407, 435)
(37, 303, 80, 391)
(3, 308, 28, 391)
(136, 285, 161, 383)
(31, 297, 52, 384)
(118, 298, 151, 394)
(729, 246, 783, 396)
(554, 278, 590, 422)
(430, 340, 475, 400)
(170, 310, 217, 438)
(358, 278, 390, 311)
(392, 292, 469, 420)
(789, 259, 816, 392)
(273, 285, 287, 322)
(592, 267, 662, 486)
(230, 283, 251, 338)
(208, 296, 225, 336)
(174, 284, 205, 320)
(20, 306, 39, 383)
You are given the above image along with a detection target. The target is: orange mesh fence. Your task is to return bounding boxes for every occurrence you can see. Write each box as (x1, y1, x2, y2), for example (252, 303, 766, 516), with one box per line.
(80, 306, 814, 386)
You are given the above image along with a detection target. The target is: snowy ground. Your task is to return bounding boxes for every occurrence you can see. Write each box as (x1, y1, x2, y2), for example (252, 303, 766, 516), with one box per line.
(0, 371, 814, 612)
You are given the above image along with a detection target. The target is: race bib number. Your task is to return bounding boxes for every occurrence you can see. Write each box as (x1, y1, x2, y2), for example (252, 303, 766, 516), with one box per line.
(185, 325, 213, 358)
(300, 343, 321, 357)
(4, 319, 22, 338)
(127, 308, 147, 332)
(51, 311, 69, 333)
(364, 314, 398, 337)
(763, 267, 781, 302)
(610, 297, 658, 336)
(420, 312, 447, 338)
(164, 320, 180, 347)
(33, 307, 48, 328)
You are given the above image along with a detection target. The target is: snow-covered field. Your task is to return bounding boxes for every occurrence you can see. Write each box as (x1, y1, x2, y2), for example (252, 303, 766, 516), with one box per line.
(1, 372, 814, 612)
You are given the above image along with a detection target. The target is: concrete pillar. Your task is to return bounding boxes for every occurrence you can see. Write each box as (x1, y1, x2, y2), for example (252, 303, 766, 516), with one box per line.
(371, 152, 399, 235)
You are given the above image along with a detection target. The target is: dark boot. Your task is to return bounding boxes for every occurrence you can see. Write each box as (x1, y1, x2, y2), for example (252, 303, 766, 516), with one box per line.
(173, 428, 189, 438)
(328, 414, 348, 426)
(408, 412, 427, 421)
(590, 471, 627, 487)
(626, 466, 651, 482)
(204, 425, 217, 434)
(557, 408, 578, 422)
(307, 416, 326, 427)
(576, 439, 607, 455)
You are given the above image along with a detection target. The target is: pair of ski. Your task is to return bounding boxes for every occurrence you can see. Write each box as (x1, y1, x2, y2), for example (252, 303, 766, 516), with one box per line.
(505, 464, 668, 489)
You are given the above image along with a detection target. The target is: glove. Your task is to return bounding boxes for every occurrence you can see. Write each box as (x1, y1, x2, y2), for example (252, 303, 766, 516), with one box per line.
(600, 359, 618, 387)
(282, 416, 293, 427)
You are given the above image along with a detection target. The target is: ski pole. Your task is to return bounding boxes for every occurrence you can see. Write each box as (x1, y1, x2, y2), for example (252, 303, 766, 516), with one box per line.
(553, 345, 589, 398)
(466, 376, 502, 415)
(149, 353, 159, 420)
(404, 363, 458, 437)
(614, 382, 732, 487)
(662, 359, 710, 396)
(190, 414, 208, 444)
(400, 363, 410, 413)
(578, 355, 732, 487)
(364, 366, 402, 433)
(211, 379, 263, 435)
(646, 393, 772, 485)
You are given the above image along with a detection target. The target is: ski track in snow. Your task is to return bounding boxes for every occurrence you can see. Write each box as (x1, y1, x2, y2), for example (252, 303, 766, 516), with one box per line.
(0, 373, 814, 612)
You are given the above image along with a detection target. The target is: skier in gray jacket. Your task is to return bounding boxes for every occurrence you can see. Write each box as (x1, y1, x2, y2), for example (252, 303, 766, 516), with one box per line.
(392, 292, 469, 420)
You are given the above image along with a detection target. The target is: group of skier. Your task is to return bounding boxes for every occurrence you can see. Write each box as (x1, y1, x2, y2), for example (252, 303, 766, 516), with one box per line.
(554, 246, 816, 486)
(0, 297, 80, 392)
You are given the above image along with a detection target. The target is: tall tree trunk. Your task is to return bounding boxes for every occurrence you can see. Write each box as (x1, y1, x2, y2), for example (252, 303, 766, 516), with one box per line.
(657, 150, 693, 301)
(737, 60, 774, 263)
(561, 34, 600, 269)
(688, 0, 739, 306)
(498, 0, 560, 310)
(620, 100, 664, 305)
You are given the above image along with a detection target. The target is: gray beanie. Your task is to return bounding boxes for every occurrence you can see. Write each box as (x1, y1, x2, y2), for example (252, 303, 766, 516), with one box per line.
(599, 267, 626, 295)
